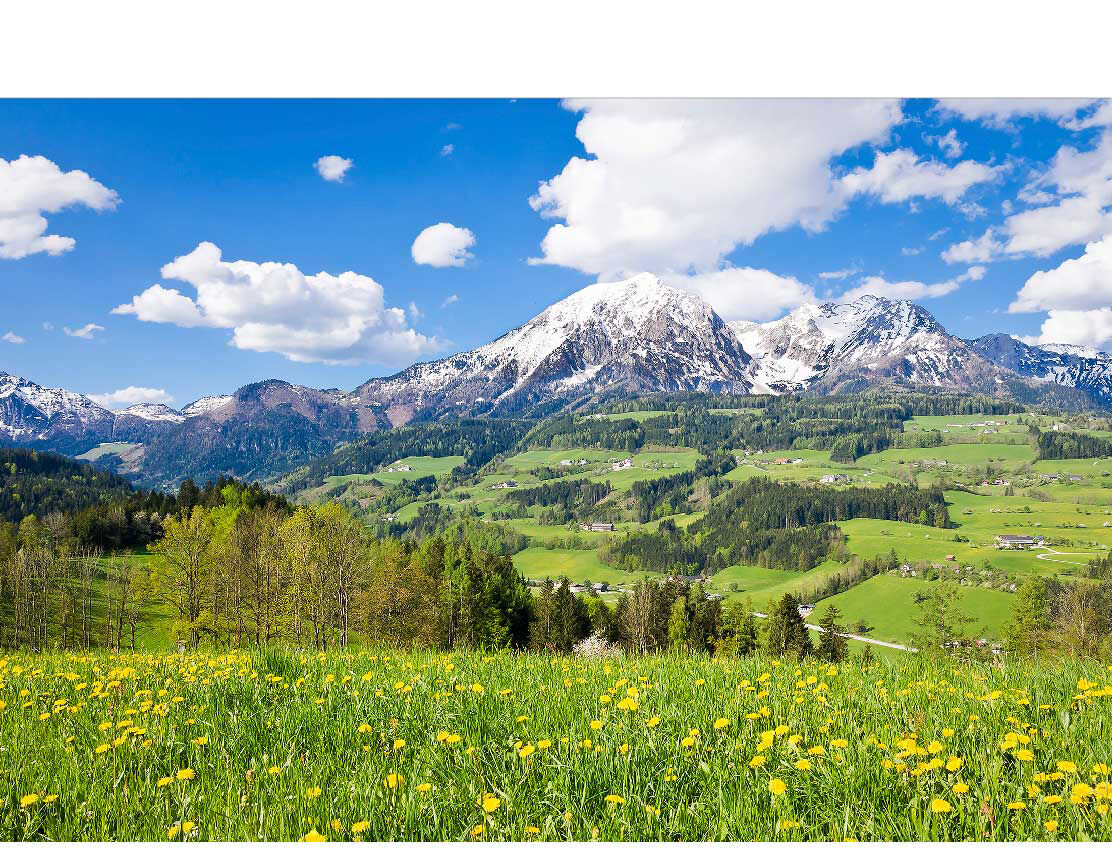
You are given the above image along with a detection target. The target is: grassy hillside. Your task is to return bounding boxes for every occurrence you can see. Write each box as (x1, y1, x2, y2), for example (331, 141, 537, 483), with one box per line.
(3, 648, 1109, 841)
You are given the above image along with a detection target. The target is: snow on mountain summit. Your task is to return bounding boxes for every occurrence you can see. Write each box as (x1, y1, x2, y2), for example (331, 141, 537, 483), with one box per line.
(114, 403, 186, 423)
(354, 273, 755, 418)
(728, 294, 964, 391)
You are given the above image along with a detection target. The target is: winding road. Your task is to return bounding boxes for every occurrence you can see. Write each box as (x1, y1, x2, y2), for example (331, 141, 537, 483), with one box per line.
(751, 612, 916, 652)
(1035, 548, 1093, 567)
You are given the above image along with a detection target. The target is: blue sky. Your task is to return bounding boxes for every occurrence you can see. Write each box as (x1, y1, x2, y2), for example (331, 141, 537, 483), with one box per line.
(2, 97, 1111, 407)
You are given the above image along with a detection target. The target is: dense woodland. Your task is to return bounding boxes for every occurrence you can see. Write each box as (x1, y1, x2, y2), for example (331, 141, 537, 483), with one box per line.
(280, 419, 534, 494)
(1036, 430, 1112, 460)
(0, 447, 134, 522)
(602, 478, 949, 576)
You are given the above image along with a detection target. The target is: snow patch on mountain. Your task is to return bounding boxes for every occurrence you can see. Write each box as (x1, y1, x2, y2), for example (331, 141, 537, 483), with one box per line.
(115, 403, 186, 423)
(182, 394, 234, 416)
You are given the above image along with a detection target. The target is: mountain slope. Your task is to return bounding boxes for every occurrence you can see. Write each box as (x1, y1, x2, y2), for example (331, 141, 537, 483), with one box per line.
(0, 372, 117, 454)
(731, 295, 1006, 395)
(970, 334, 1112, 407)
(132, 379, 388, 487)
(354, 273, 755, 420)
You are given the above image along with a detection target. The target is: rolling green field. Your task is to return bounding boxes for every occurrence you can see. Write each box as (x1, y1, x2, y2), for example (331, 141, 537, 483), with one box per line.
(709, 561, 845, 608)
(2, 649, 1110, 841)
(274, 410, 1112, 653)
(511, 547, 652, 588)
(811, 574, 1015, 645)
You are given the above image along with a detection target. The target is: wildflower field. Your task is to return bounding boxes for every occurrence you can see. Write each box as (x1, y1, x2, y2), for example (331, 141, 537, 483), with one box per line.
(1, 650, 1110, 842)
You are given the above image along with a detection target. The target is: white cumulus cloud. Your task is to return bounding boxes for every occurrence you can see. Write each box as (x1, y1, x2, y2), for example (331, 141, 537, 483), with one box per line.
(89, 386, 175, 409)
(0, 154, 119, 259)
(935, 98, 1100, 128)
(64, 323, 104, 339)
(411, 223, 475, 267)
(1021, 309, 1112, 350)
(943, 129, 1112, 262)
(314, 155, 353, 182)
(528, 98, 905, 277)
(670, 267, 816, 322)
(112, 242, 441, 366)
(836, 148, 1000, 205)
(839, 265, 985, 303)
(2, 331, 25, 344)
(1010, 235, 1112, 314)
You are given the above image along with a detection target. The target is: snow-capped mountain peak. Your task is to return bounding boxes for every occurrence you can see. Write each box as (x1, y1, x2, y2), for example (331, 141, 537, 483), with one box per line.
(731, 294, 974, 392)
(114, 403, 186, 423)
(181, 394, 234, 416)
(354, 272, 754, 418)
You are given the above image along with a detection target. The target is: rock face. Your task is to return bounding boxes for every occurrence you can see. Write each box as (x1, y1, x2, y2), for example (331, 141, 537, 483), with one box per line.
(0, 372, 116, 454)
(354, 273, 755, 419)
(969, 334, 1112, 406)
(731, 295, 1002, 394)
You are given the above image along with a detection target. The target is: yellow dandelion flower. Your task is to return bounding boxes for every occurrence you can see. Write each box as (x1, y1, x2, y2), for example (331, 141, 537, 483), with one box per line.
(1007, 801, 1026, 811)
(416, 783, 432, 793)
(393, 738, 406, 751)
(953, 783, 969, 794)
(1014, 749, 1034, 762)
(303, 829, 327, 842)
(749, 755, 767, 768)
(794, 758, 812, 770)
(478, 792, 500, 813)
(157, 776, 173, 788)
(930, 798, 952, 814)
(714, 718, 730, 731)
(1044, 820, 1058, 833)
(267, 766, 281, 775)
(352, 821, 369, 833)
(537, 739, 552, 750)
(192, 736, 207, 746)
(306, 786, 322, 798)
(384, 773, 403, 789)
(605, 794, 625, 805)
(519, 744, 535, 758)
(646, 716, 661, 728)
(769, 778, 787, 796)
(94, 743, 109, 755)
(176, 768, 195, 781)
(471, 824, 485, 837)
(1058, 761, 1077, 773)
(946, 756, 963, 772)
(20, 793, 39, 808)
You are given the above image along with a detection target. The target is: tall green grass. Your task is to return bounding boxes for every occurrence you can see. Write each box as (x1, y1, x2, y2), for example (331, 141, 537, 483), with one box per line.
(1, 649, 1109, 841)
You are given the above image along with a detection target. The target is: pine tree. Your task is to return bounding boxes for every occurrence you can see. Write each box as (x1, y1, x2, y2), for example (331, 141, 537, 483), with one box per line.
(668, 596, 688, 652)
(816, 604, 848, 663)
(764, 593, 812, 658)
(1003, 576, 1050, 657)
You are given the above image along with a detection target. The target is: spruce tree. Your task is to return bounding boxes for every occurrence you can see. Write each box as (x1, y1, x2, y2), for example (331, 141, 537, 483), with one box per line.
(816, 604, 849, 663)
(764, 593, 812, 658)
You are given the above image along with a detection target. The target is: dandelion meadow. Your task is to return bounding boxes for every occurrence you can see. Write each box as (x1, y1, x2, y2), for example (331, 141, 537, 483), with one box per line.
(2, 649, 1110, 841)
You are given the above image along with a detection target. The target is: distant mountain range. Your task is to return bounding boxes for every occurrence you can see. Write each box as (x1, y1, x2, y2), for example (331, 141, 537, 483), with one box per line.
(5, 273, 1112, 486)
